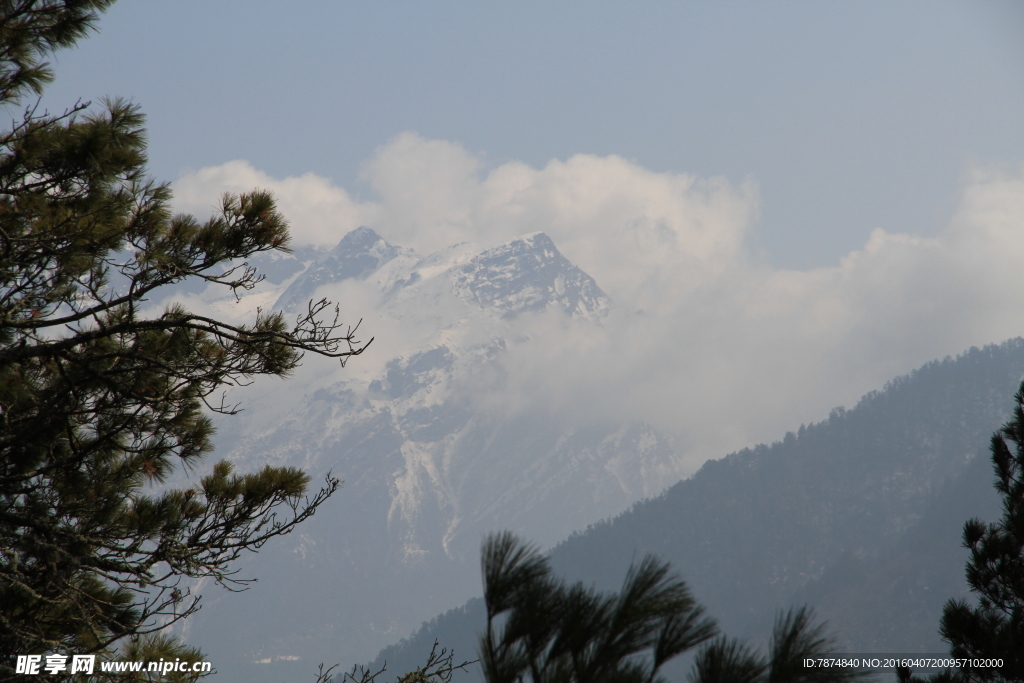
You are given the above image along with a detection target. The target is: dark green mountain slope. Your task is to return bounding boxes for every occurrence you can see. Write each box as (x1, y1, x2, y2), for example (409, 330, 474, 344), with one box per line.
(370, 339, 1024, 680)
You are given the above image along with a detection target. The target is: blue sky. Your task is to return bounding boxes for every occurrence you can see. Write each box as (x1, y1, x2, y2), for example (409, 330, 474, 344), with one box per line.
(36, 2, 1024, 662)
(43, 1, 1024, 268)
(33, 4, 1024, 669)
(36, 1, 1024, 459)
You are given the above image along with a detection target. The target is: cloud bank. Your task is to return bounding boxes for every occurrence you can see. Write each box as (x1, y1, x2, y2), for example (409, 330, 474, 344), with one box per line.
(173, 135, 1024, 470)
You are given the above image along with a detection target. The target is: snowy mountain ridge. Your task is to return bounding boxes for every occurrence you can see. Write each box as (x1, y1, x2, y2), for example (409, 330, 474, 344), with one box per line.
(183, 227, 682, 677)
(274, 227, 610, 322)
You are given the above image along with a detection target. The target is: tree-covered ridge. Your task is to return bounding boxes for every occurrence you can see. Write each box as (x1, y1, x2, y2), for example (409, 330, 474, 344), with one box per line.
(933, 384, 1024, 682)
(551, 341, 1024, 643)
(373, 340, 1024, 679)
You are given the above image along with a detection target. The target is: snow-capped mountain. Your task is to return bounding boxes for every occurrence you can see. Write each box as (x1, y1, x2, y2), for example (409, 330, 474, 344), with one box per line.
(275, 227, 610, 320)
(273, 226, 415, 311)
(447, 232, 610, 319)
(181, 228, 680, 679)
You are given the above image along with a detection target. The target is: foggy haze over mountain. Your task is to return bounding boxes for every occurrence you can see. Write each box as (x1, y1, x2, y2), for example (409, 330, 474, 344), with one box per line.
(169, 142, 1024, 472)
(31, 2, 1024, 679)
(155, 173, 1024, 677)
(167, 224, 682, 675)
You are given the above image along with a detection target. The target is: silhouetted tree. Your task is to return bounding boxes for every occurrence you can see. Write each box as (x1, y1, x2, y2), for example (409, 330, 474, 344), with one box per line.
(689, 607, 869, 683)
(0, 1, 370, 678)
(943, 381, 1024, 681)
(898, 381, 1024, 683)
(478, 532, 869, 683)
(479, 531, 719, 683)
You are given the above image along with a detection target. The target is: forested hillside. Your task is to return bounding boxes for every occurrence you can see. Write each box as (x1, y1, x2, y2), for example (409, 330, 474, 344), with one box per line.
(373, 339, 1024, 680)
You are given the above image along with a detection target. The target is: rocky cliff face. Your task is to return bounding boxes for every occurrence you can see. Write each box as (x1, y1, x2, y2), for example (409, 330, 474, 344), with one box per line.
(180, 228, 680, 680)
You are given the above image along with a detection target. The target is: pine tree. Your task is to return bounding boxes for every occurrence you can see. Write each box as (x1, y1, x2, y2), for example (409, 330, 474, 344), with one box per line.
(897, 382, 1024, 683)
(478, 531, 719, 683)
(478, 531, 870, 683)
(936, 381, 1024, 682)
(0, 1, 370, 677)
(688, 607, 869, 683)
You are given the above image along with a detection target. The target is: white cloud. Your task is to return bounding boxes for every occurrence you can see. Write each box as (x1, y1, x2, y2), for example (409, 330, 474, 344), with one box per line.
(172, 160, 379, 248)
(173, 140, 1024, 471)
(504, 163, 1024, 467)
(356, 133, 758, 311)
(359, 132, 483, 253)
(478, 154, 758, 312)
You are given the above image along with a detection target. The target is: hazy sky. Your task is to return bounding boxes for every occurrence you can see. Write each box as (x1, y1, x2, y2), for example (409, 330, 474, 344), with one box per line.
(40, 1, 1024, 465)
(42, 1, 1024, 269)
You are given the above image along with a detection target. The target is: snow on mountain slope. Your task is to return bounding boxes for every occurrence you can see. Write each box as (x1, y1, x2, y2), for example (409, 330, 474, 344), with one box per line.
(181, 227, 680, 678)
(274, 226, 417, 311)
(448, 232, 610, 319)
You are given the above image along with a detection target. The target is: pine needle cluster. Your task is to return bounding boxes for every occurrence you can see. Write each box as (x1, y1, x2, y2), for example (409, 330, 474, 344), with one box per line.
(0, 2, 369, 678)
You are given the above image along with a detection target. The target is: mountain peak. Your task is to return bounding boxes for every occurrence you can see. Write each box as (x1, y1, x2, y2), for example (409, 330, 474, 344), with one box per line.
(271, 229, 609, 320)
(333, 225, 386, 253)
(274, 226, 404, 310)
(449, 232, 610, 319)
